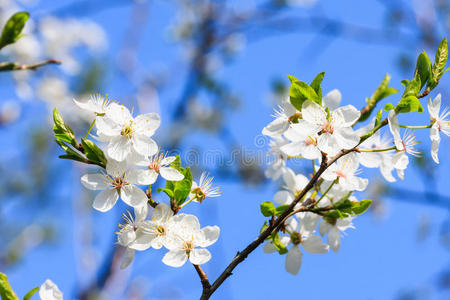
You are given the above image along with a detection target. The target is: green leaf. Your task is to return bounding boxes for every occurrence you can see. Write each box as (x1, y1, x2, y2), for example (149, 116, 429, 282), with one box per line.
(384, 103, 395, 111)
(271, 233, 288, 255)
(159, 156, 193, 206)
(0, 12, 29, 50)
(375, 109, 383, 126)
(260, 201, 275, 217)
(310, 72, 325, 99)
(400, 79, 409, 87)
(157, 188, 174, 199)
(427, 37, 448, 90)
(274, 204, 289, 217)
(289, 77, 321, 110)
(0, 272, 19, 300)
(395, 96, 423, 113)
(287, 74, 298, 83)
(81, 138, 107, 166)
(260, 220, 269, 236)
(414, 51, 432, 89)
(402, 75, 421, 98)
(350, 199, 372, 215)
(53, 108, 76, 146)
(323, 210, 348, 219)
(23, 287, 39, 300)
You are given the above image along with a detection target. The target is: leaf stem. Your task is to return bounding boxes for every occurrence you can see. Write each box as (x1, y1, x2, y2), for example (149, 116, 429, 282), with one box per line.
(399, 124, 431, 129)
(179, 196, 196, 209)
(358, 146, 396, 153)
(316, 179, 337, 204)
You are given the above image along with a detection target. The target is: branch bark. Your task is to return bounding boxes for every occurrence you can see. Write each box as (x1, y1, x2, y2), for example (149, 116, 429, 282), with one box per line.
(0, 59, 61, 72)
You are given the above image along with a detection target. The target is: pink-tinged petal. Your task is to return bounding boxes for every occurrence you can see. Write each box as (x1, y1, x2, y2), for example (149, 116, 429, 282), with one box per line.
(134, 113, 161, 137)
(81, 173, 109, 190)
(162, 250, 188, 267)
(302, 100, 327, 126)
(321, 165, 338, 181)
(132, 135, 158, 157)
(285, 245, 303, 275)
(302, 235, 329, 254)
(120, 248, 135, 269)
(93, 189, 119, 212)
(108, 136, 131, 162)
(262, 117, 289, 136)
(160, 167, 184, 181)
(428, 94, 441, 119)
(327, 227, 341, 253)
(323, 89, 341, 110)
(121, 185, 147, 208)
(189, 248, 212, 265)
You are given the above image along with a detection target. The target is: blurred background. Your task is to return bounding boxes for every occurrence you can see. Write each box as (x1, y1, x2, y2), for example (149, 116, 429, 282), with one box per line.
(0, 0, 449, 299)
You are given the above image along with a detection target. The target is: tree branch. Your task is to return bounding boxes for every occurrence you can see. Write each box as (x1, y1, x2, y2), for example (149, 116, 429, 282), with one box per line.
(0, 59, 61, 72)
(193, 264, 211, 298)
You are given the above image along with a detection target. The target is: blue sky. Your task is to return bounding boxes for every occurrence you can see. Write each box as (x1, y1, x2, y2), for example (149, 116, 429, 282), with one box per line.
(2, 0, 450, 299)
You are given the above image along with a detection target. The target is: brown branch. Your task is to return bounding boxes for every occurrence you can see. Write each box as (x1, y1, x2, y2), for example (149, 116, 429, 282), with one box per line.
(193, 264, 211, 298)
(0, 59, 61, 72)
(199, 117, 391, 299)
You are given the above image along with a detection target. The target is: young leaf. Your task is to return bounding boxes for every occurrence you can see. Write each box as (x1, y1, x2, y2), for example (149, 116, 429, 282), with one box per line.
(427, 37, 448, 90)
(375, 109, 383, 126)
(23, 287, 39, 300)
(81, 138, 107, 167)
(260, 201, 275, 217)
(395, 96, 423, 113)
(157, 188, 175, 199)
(350, 199, 372, 215)
(271, 233, 288, 255)
(0, 272, 19, 300)
(275, 204, 289, 217)
(414, 51, 432, 89)
(310, 72, 325, 99)
(0, 12, 29, 50)
(384, 103, 395, 111)
(402, 75, 421, 98)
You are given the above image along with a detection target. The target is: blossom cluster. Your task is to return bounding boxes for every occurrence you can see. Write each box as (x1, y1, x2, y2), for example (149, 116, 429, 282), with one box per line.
(67, 95, 221, 269)
(262, 82, 449, 275)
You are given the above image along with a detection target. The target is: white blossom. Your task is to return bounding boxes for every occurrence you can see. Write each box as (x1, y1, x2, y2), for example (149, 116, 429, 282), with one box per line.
(116, 205, 154, 269)
(428, 94, 450, 163)
(190, 171, 221, 202)
(262, 101, 298, 137)
(273, 168, 309, 205)
(322, 153, 368, 192)
(136, 152, 184, 183)
(81, 160, 152, 212)
(39, 279, 62, 300)
(162, 214, 220, 267)
(319, 217, 354, 253)
(73, 94, 112, 117)
(95, 103, 160, 162)
(142, 203, 177, 249)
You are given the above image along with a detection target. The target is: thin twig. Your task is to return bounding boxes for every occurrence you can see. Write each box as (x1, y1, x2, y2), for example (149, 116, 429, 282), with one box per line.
(0, 59, 61, 72)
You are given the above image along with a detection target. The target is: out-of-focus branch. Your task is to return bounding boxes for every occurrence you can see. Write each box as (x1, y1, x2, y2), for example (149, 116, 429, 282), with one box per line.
(0, 59, 61, 72)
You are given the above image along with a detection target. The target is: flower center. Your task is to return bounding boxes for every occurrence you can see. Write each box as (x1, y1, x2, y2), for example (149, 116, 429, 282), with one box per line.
(149, 162, 160, 173)
(156, 225, 166, 235)
(322, 121, 334, 133)
(290, 232, 302, 245)
(121, 123, 134, 139)
(192, 187, 206, 202)
(112, 177, 126, 190)
(184, 240, 195, 256)
(305, 136, 316, 146)
(335, 171, 346, 178)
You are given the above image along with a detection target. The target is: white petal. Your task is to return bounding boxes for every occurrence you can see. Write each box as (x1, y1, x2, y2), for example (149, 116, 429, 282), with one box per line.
(428, 94, 441, 119)
(39, 279, 63, 300)
(189, 248, 212, 265)
(392, 152, 409, 170)
(317, 133, 339, 156)
(161, 156, 176, 166)
(431, 138, 440, 164)
(285, 245, 303, 275)
(121, 185, 148, 208)
(96, 116, 121, 137)
(81, 173, 109, 190)
(282, 168, 297, 191)
(198, 226, 220, 247)
(152, 203, 173, 222)
(359, 152, 382, 168)
(280, 141, 305, 157)
(162, 249, 188, 267)
(302, 100, 327, 126)
(388, 111, 403, 151)
(120, 248, 135, 269)
(117, 228, 136, 246)
(289, 120, 320, 138)
(179, 214, 201, 231)
(106, 159, 127, 178)
(263, 241, 277, 253)
(274, 190, 294, 205)
(134, 113, 161, 137)
(107, 103, 132, 125)
(335, 105, 360, 127)
(430, 122, 440, 141)
(130, 232, 155, 251)
(134, 204, 149, 222)
(334, 128, 360, 150)
(302, 235, 329, 254)
(327, 227, 341, 253)
(323, 89, 341, 110)
(93, 189, 119, 212)
(262, 117, 289, 136)
(301, 144, 321, 160)
(160, 167, 185, 181)
(132, 135, 158, 157)
(127, 169, 158, 185)
(107, 136, 131, 162)
(319, 220, 331, 236)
